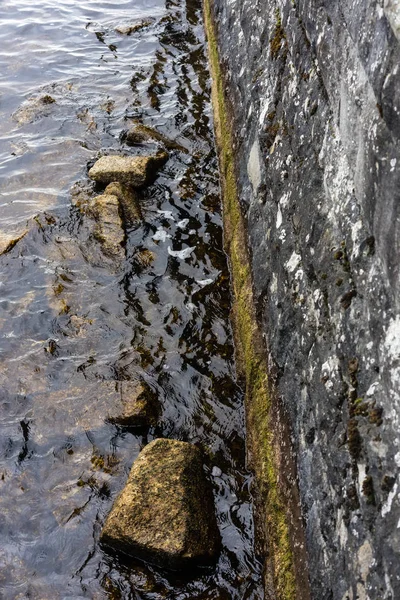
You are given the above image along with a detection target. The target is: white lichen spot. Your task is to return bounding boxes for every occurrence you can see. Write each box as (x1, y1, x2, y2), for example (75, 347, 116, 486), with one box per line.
(370, 439, 388, 459)
(338, 511, 348, 548)
(280, 192, 290, 208)
(384, 316, 400, 360)
(358, 540, 373, 582)
(313, 289, 323, 305)
(286, 251, 301, 273)
(270, 134, 281, 155)
(358, 463, 367, 492)
(321, 357, 340, 391)
(366, 382, 379, 397)
(276, 205, 283, 229)
(382, 482, 398, 517)
(270, 273, 278, 295)
(247, 139, 261, 191)
(259, 97, 272, 125)
(384, 0, 400, 40)
(278, 228, 286, 242)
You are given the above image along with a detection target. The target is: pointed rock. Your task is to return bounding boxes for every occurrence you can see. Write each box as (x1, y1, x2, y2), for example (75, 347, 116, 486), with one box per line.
(100, 438, 220, 569)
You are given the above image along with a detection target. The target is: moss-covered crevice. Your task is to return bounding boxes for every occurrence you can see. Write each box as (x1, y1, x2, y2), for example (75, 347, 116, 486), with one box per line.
(203, 1, 310, 598)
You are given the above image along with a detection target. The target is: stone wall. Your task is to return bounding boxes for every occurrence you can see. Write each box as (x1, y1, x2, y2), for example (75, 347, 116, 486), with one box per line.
(208, 0, 400, 598)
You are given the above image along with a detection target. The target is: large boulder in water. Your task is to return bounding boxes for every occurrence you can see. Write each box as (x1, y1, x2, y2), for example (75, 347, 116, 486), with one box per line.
(100, 438, 220, 569)
(88, 153, 168, 188)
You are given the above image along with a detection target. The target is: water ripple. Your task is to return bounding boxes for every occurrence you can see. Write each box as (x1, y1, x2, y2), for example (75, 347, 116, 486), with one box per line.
(0, 1, 263, 598)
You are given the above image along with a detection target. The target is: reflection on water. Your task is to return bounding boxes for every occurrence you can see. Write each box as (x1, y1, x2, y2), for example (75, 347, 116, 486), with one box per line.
(0, 0, 264, 598)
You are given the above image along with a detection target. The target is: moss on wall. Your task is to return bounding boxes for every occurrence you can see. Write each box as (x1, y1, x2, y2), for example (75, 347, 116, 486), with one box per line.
(203, 1, 302, 598)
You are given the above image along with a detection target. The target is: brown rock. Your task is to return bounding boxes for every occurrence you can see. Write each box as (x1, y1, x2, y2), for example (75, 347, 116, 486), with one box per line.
(104, 182, 142, 223)
(89, 194, 124, 257)
(100, 438, 220, 569)
(125, 123, 188, 153)
(133, 248, 155, 270)
(0, 231, 28, 255)
(115, 20, 153, 35)
(108, 381, 160, 428)
(12, 95, 57, 125)
(88, 153, 168, 188)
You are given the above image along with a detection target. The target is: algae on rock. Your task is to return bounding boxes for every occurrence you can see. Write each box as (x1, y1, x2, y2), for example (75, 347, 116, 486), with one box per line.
(104, 182, 142, 223)
(88, 153, 168, 188)
(203, 2, 310, 599)
(89, 194, 124, 258)
(100, 438, 220, 569)
(124, 123, 188, 153)
(107, 381, 160, 428)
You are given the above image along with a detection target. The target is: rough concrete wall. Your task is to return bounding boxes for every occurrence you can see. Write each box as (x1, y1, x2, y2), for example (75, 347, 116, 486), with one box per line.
(209, 0, 400, 598)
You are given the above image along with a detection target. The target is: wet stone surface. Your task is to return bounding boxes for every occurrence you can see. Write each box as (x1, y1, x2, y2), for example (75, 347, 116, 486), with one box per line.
(88, 153, 169, 188)
(209, 0, 400, 598)
(100, 438, 220, 569)
(0, 0, 263, 599)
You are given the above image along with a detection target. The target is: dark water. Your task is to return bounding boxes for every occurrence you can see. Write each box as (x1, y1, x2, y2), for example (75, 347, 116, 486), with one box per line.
(0, 1, 263, 598)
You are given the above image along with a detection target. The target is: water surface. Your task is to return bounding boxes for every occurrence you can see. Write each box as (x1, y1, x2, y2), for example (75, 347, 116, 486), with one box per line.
(0, 1, 264, 598)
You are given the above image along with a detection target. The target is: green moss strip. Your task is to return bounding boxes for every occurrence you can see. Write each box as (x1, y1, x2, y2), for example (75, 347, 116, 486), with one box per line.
(203, 2, 297, 598)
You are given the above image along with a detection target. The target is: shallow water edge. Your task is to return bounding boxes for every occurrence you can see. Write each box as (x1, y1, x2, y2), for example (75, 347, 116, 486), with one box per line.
(0, 0, 264, 598)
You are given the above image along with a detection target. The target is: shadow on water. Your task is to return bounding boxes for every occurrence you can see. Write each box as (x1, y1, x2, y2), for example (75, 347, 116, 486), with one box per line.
(0, 0, 264, 598)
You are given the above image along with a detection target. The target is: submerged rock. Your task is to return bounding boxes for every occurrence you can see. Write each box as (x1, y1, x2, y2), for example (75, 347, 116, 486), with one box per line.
(88, 153, 168, 188)
(105, 182, 142, 223)
(0, 230, 28, 255)
(89, 194, 124, 257)
(115, 20, 153, 35)
(125, 123, 188, 153)
(132, 248, 155, 271)
(13, 94, 57, 125)
(100, 438, 220, 569)
(107, 381, 160, 428)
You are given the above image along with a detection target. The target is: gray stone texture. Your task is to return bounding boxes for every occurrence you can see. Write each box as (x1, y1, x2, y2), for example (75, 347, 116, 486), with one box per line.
(209, 0, 400, 598)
